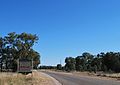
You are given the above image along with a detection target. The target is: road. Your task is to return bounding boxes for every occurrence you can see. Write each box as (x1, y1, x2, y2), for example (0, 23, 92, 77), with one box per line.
(43, 71, 120, 85)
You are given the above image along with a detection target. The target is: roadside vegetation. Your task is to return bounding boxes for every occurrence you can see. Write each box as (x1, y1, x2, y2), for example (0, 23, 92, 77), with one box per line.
(0, 32, 40, 72)
(64, 52, 120, 73)
(39, 52, 120, 79)
(40, 52, 120, 73)
(0, 71, 53, 85)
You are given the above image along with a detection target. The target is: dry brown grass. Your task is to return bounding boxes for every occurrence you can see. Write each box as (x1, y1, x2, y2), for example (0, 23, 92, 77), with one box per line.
(70, 71, 120, 81)
(105, 73, 120, 78)
(0, 71, 54, 85)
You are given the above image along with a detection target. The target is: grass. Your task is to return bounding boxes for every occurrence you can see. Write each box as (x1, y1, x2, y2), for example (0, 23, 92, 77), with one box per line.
(70, 71, 120, 80)
(105, 73, 120, 78)
(0, 71, 53, 85)
(94, 72, 120, 80)
(0, 73, 33, 85)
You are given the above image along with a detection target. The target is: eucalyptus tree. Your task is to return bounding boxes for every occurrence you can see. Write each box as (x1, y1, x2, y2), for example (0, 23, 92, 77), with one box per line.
(102, 52, 120, 72)
(82, 52, 94, 71)
(75, 56, 84, 71)
(0, 37, 4, 71)
(0, 32, 40, 71)
(65, 57, 76, 71)
(57, 64, 62, 70)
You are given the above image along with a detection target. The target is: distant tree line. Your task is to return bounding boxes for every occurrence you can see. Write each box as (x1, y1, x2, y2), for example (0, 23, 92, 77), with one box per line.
(39, 65, 64, 71)
(0, 32, 40, 72)
(64, 52, 120, 73)
(39, 65, 56, 69)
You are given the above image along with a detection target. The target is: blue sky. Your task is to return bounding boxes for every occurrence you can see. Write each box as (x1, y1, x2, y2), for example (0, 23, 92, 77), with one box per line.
(0, 0, 120, 65)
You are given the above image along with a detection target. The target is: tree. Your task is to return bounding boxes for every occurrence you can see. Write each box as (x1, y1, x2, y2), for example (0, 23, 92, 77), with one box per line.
(96, 52, 120, 72)
(93, 65, 97, 73)
(65, 57, 76, 72)
(91, 57, 102, 71)
(82, 52, 94, 71)
(28, 49, 40, 69)
(64, 52, 120, 73)
(0, 32, 40, 71)
(0, 37, 4, 71)
(57, 64, 62, 70)
(75, 56, 84, 71)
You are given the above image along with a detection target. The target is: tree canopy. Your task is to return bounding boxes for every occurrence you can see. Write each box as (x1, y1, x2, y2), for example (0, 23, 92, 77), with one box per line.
(0, 32, 40, 72)
(64, 52, 120, 73)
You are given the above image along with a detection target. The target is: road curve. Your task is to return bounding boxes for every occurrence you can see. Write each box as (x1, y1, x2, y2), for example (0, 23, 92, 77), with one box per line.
(42, 71, 120, 85)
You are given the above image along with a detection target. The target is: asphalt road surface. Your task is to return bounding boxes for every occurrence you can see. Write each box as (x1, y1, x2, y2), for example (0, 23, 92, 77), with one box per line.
(43, 71, 120, 85)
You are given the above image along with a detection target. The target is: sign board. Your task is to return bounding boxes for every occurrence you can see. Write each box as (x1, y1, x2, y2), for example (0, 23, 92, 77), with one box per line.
(18, 59, 32, 73)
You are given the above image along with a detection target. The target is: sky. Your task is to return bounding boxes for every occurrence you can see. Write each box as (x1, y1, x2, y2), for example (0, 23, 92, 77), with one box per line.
(0, 0, 120, 66)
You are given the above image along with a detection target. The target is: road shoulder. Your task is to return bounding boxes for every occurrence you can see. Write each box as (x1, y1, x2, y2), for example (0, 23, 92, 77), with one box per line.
(37, 70, 61, 85)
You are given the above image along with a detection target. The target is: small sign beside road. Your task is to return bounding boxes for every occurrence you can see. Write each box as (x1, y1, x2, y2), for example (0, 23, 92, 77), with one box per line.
(18, 59, 32, 73)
